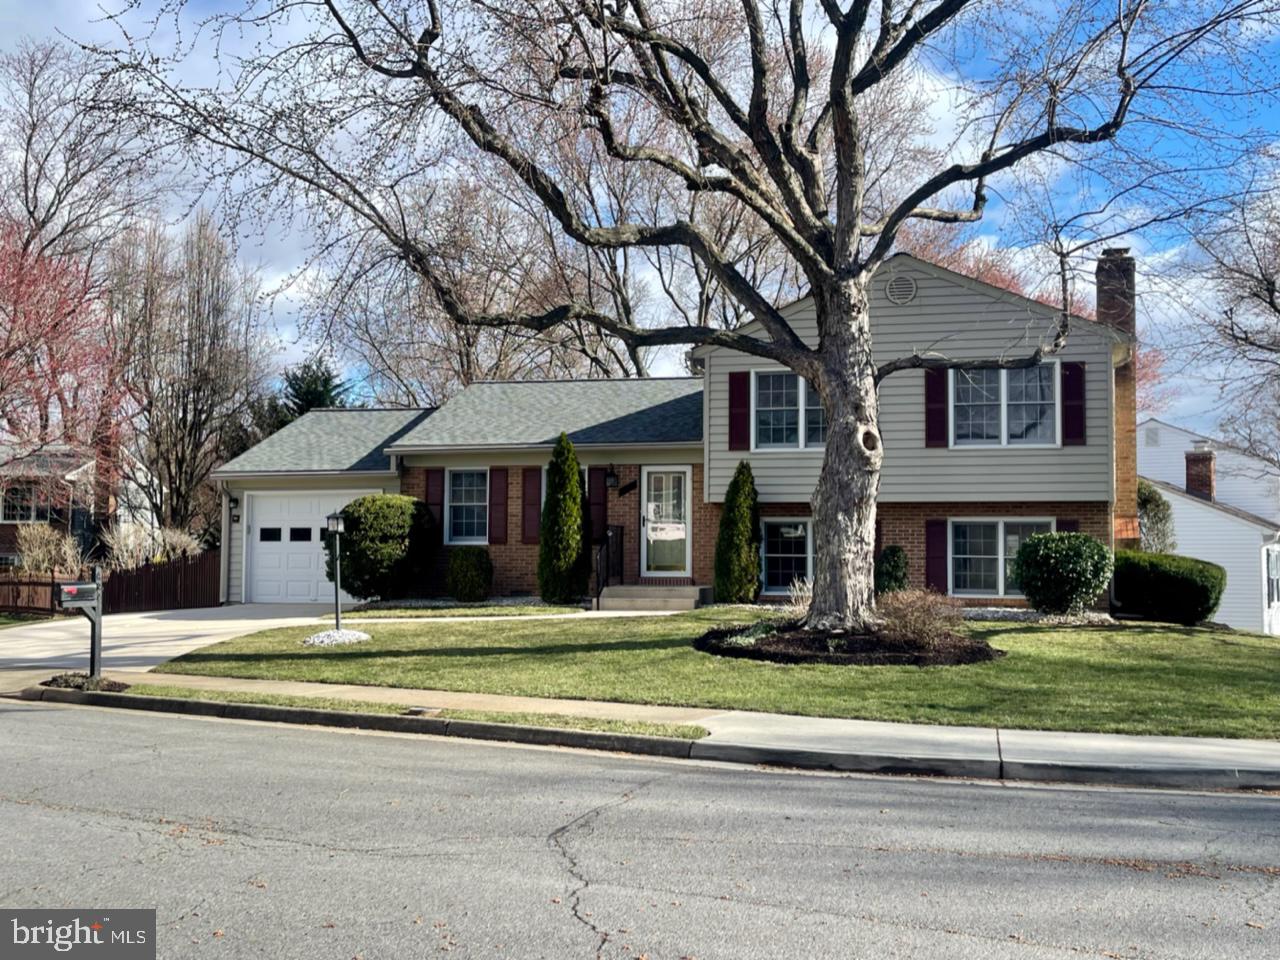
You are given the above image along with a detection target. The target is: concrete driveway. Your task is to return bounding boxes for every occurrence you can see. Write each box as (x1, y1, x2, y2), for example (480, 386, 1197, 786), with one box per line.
(0, 604, 327, 692)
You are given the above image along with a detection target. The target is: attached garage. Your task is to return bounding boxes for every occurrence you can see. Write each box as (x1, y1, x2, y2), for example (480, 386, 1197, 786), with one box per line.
(244, 491, 376, 603)
(212, 408, 436, 604)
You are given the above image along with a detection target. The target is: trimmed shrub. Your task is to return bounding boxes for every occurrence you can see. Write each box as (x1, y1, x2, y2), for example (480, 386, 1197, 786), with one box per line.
(1014, 532, 1114, 614)
(323, 494, 435, 600)
(1138, 479, 1177, 553)
(538, 433, 586, 603)
(714, 460, 762, 602)
(874, 545, 909, 595)
(877, 588, 963, 649)
(1114, 550, 1226, 625)
(446, 546, 494, 602)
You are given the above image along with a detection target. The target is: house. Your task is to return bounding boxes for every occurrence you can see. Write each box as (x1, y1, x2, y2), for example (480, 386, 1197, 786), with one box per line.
(213, 250, 1141, 608)
(0, 444, 153, 569)
(1137, 420, 1280, 633)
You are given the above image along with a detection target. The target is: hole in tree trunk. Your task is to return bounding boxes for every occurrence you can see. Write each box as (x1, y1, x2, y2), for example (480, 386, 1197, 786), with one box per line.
(862, 430, 879, 451)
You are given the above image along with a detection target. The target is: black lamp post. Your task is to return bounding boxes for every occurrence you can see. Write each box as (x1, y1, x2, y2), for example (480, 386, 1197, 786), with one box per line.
(326, 511, 345, 632)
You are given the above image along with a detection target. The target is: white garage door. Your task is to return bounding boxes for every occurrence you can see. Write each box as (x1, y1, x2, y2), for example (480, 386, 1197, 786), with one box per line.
(245, 491, 375, 603)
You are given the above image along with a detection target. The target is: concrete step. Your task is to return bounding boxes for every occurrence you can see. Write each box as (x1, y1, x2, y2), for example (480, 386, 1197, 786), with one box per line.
(596, 584, 705, 611)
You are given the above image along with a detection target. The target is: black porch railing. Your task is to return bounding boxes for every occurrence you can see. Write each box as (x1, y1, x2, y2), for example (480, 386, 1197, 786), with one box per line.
(594, 525, 624, 600)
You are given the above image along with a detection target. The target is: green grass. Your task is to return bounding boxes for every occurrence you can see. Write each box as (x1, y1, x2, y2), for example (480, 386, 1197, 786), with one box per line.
(346, 605, 584, 619)
(124, 684, 707, 739)
(152, 608, 1280, 739)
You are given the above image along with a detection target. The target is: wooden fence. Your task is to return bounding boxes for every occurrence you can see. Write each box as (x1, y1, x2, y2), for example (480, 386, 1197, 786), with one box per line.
(0, 549, 221, 616)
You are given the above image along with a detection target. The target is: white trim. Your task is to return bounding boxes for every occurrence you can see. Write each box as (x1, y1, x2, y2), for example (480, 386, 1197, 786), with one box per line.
(749, 370, 826, 453)
(640, 465, 693, 578)
(443, 467, 490, 545)
(242, 488, 379, 603)
(759, 516, 814, 595)
(946, 517, 1056, 598)
(948, 360, 1062, 450)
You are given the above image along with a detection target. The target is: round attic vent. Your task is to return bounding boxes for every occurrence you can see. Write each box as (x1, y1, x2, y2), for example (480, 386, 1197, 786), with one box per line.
(885, 274, 918, 305)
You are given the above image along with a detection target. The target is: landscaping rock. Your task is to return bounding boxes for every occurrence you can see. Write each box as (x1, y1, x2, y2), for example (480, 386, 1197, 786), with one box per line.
(962, 607, 1114, 626)
(303, 629, 372, 646)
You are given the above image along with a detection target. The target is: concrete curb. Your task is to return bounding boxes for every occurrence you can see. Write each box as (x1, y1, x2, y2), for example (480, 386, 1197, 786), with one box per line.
(14, 687, 1279, 789)
(19, 687, 694, 760)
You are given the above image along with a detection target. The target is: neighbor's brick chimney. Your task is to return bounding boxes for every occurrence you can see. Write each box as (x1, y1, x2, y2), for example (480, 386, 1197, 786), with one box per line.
(1098, 248, 1139, 549)
(1185, 441, 1216, 501)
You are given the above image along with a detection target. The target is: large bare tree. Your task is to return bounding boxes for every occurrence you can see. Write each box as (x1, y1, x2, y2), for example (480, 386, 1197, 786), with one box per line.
(106, 0, 1279, 630)
(111, 211, 271, 531)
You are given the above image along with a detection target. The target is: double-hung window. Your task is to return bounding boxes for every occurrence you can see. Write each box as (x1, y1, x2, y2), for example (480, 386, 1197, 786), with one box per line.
(446, 469, 489, 544)
(951, 362, 1059, 447)
(760, 519, 813, 594)
(1, 484, 40, 523)
(753, 372, 826, 450)
(950, 519, 1053, 597)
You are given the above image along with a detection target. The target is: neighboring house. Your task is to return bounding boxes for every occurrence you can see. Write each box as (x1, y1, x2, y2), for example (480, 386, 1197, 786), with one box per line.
(0, 444, 154, 569)
(1137, 419, 1280, 634)
(213, 250, 1141, 608)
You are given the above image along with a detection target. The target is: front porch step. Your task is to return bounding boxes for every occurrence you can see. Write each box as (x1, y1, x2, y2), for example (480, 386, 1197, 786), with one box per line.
(596, 585, 705, 611)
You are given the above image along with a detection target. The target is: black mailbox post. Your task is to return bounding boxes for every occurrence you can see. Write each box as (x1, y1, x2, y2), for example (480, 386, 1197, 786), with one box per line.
(57, 567, 103, 678)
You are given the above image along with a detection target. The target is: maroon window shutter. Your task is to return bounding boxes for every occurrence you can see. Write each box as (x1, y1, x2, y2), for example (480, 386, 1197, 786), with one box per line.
(425, 468, 445, 544)
(874, 519, 883, 559)
(924, 368, 948, 448)
(588, 467, 607, 542)
(924, 519, 948, 593)
(1056, 518, 1080, 533)
(728, 371, 750, 450)
(488, 468, 508, 544)
(521, 467, 541, 544)
(1062, 362, 1086, 446)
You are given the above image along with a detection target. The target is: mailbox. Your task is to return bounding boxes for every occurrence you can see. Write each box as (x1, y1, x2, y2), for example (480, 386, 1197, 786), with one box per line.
(57, 582, 100, 609)
(58, 571, 103, 677)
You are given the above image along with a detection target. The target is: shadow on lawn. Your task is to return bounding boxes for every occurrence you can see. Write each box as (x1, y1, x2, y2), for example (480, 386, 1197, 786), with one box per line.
(167, 633, 695, 666)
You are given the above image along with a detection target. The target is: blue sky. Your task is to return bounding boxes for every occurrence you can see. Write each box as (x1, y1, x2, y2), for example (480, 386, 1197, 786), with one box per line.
(5, 0, 1277, 435)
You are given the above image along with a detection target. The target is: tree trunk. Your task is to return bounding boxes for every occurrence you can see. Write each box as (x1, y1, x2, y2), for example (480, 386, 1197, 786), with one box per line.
(806, 278, 883, 633)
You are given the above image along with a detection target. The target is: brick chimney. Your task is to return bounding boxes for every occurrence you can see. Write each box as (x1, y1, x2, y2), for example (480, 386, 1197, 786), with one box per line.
(1098, 248, 1139, 548)
(1185, 441, 1216, 501)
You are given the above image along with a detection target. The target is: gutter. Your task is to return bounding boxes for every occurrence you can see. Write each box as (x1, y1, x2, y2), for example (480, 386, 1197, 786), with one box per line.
(210, 469, 400, 481)
(385, 441, 705, 455)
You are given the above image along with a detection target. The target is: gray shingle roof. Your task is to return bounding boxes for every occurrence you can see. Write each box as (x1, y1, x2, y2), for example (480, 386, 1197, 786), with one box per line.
(214, 408, 434, 476)
(388, 378, 704, 450)
(0, 444, 91, 478)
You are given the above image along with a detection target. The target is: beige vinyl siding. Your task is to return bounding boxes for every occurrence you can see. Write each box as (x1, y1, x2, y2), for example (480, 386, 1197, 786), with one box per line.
(704, 259, 1117, 503)
(223, 475, 400, 603)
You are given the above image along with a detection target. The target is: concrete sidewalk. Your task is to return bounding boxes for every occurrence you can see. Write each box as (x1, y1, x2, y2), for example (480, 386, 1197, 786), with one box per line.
(98, 668, 1280, 789)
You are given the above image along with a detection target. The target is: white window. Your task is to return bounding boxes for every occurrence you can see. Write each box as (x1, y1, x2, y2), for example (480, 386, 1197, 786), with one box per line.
(950, 518, 1054, 597)
(445, 469, 488, 544)
(752, 372, 826, 450)
(760, 518, 813, 594)
(1267, 548, 1280, 607)
(1, 484, 43, 524)
(951, 362, 1060, 448)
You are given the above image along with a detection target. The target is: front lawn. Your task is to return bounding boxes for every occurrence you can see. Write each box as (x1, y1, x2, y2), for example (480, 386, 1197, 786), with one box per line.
(345, 605, 584, 619)
(153, 608, 1280, 739)
(0, 614, 47, 629)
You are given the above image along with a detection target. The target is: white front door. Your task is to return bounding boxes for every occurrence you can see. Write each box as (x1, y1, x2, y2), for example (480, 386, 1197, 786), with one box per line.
(245, 491, 373, 603)
(641, 466, 691, 577)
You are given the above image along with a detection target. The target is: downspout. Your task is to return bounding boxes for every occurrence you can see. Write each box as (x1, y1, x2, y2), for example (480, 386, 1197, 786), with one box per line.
(219, 481, 231, 605)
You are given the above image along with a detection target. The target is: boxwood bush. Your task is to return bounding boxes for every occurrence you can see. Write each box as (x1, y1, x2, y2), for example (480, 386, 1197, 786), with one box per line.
(446, 546, 494, 603)
(874, 545, 909, 596)
(323, 494, 435, 600)
(1014, 532, 1114, 614)
(1113, 550, 1226, 625)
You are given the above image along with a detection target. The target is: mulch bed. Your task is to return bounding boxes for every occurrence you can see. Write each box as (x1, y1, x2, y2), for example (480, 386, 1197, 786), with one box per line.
(41, 672, 130, 693)
(695, 623, 1005, 667)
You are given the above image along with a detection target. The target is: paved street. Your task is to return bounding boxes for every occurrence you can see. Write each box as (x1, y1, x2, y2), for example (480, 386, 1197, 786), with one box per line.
(2, 702, 1276, 959)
